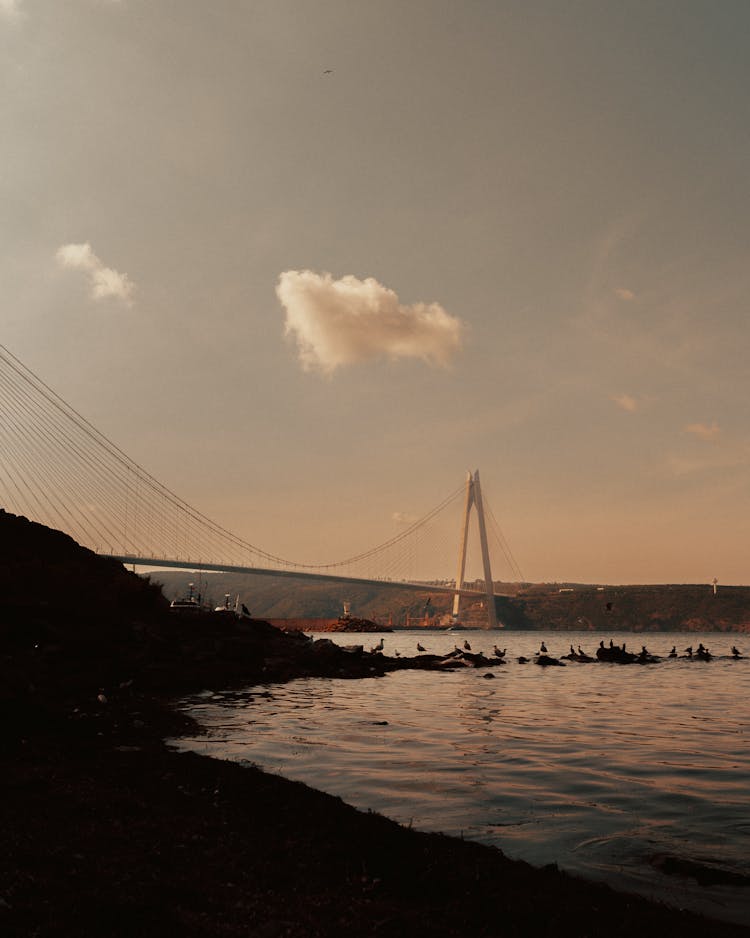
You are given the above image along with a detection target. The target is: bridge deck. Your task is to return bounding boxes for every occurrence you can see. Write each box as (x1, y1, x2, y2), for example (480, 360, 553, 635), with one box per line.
(104, 555, 490, 598)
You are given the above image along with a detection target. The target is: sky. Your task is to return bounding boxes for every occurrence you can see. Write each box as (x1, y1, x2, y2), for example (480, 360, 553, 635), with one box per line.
(2, 0, 750, 585)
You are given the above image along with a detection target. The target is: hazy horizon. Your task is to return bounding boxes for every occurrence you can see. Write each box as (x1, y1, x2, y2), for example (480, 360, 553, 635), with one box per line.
(3, 2, 750, 586)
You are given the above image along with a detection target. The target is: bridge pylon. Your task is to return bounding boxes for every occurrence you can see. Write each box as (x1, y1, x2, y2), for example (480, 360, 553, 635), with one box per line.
(452, 470, 498, 630)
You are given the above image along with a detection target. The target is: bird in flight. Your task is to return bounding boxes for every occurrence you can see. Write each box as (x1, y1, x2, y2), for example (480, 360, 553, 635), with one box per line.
(323, 69, 333, 75)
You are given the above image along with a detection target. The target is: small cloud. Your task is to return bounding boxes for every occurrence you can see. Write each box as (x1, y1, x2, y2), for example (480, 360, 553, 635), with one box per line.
(392, 511, 418, 525)
(611, 393, 638, 413)
(56, 242, 135, 305)
(684, 422, 720, 442)
(276, 270, 465, 375)
(614, 288, 635, 301)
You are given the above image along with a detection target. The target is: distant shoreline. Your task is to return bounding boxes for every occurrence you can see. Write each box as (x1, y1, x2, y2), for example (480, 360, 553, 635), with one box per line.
(153, 569, 750, 633)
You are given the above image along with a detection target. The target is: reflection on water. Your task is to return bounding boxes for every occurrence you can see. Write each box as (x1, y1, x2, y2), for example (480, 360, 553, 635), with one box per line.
(172, 630, 750, 926)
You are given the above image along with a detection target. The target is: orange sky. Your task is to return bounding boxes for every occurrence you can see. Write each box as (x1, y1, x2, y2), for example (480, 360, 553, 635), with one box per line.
(2, 2, 749, 585)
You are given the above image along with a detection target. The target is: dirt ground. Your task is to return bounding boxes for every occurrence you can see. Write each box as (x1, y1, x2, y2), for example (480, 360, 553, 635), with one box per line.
(4, 671, 749, 938)
(4, 721, 748, 938)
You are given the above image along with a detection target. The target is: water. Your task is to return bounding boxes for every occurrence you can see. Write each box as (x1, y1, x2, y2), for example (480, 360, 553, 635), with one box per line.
(170, 630, 750, 926)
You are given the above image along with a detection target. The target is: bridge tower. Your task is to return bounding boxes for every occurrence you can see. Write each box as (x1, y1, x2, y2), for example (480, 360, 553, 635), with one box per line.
(452, 470, 498, 630)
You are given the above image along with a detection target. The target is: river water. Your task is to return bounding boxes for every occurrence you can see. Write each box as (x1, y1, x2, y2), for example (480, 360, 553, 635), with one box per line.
(171, 629, 750, 926)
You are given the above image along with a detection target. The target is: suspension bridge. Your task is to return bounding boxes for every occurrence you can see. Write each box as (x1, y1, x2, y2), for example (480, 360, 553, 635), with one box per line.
(0, 344, 524, 628)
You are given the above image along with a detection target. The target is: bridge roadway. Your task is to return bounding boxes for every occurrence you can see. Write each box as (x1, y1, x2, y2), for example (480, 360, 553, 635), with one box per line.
(103, 555, 490, 599)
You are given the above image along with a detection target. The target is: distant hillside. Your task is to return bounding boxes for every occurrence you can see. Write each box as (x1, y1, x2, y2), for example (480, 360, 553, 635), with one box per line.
(151, 570, 454, 625)
(150, 570, 750, 632)
(511, 584, 750, 633)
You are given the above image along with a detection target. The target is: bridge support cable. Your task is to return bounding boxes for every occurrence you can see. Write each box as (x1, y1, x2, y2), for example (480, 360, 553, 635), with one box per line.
(0, 370, 131, 550)
(0, 344, 469, 581)
(485, 501, 525, 584)
(0, 361, 155, 549)
(0, 345, 294, 565)
(359, 494, 464, 585)
(0, 369, 134, 551)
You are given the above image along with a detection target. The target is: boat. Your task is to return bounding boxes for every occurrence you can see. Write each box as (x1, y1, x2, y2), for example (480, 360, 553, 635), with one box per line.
(169, 581, 203, 613)
(214, 593, 252, 619)
(214, 593, 235, 614)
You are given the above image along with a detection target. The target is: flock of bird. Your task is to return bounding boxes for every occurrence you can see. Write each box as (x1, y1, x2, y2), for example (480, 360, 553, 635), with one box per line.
(367, 636, 744, 665)
(373, 637, 507, 658)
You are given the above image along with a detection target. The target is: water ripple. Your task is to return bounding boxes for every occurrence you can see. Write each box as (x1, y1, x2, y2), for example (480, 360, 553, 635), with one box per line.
(172, 629, 750, 926)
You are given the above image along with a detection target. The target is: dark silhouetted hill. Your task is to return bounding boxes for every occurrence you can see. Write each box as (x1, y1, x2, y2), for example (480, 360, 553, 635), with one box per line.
(152, 570, 750, 632)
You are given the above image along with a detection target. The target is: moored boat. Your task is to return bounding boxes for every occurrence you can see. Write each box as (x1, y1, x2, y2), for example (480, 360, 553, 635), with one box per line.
(169, 581, 203, 613)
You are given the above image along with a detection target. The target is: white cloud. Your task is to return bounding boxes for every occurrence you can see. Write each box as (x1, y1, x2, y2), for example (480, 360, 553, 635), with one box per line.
(392, 511, 418, 525)
(56, 242, 134, 305)
(276, 270, 464, 374)
(684, 421, 720, 442)
(611, 393, 638, 413)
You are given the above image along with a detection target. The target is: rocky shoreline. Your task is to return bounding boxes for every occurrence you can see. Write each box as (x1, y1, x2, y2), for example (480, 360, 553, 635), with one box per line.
(2, 511, 748, 937)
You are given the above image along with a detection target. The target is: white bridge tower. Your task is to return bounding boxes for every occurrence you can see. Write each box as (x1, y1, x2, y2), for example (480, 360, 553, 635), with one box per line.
(452, 469, 498, 630)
